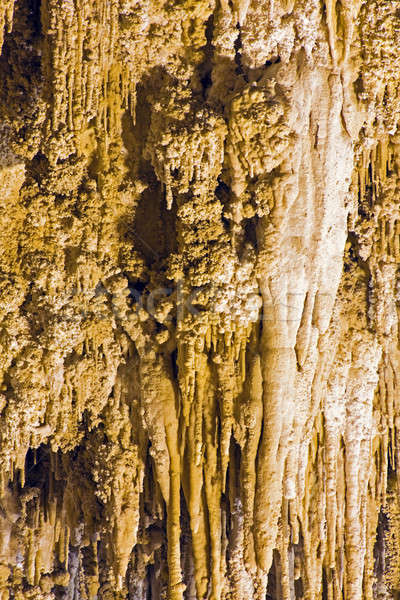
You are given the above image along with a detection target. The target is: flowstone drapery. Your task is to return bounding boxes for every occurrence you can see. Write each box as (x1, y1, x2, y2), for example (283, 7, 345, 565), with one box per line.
(0, 1, 400, 598)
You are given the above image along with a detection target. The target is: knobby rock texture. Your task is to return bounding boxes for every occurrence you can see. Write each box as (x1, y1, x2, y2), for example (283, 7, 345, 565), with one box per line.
(0, 1, 400, 598)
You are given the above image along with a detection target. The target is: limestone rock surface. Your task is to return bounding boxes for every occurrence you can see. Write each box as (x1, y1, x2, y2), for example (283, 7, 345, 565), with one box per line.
(0, 1, 400, 598)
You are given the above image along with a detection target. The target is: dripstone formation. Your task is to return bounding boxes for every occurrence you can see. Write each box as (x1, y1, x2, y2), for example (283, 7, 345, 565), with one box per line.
(0, 1, 400, 598)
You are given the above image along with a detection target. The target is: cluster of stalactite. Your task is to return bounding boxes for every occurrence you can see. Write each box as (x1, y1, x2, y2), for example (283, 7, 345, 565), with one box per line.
(0, 1, 400, 599)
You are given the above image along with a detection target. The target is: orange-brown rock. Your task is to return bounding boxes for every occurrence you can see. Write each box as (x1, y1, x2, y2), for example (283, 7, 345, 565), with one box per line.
(0, 1, 400, 598)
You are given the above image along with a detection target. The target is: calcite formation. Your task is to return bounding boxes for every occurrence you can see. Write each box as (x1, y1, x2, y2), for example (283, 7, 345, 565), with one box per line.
(0, 1, 400, 598)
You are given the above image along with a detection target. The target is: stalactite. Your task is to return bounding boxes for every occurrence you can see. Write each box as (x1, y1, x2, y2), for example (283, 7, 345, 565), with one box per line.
(1, 0, 400, 599)
(0, 1, 14, 54)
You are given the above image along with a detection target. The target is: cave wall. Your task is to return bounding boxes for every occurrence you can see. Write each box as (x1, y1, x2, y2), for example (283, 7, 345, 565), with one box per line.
(0, 1, 400, 598)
